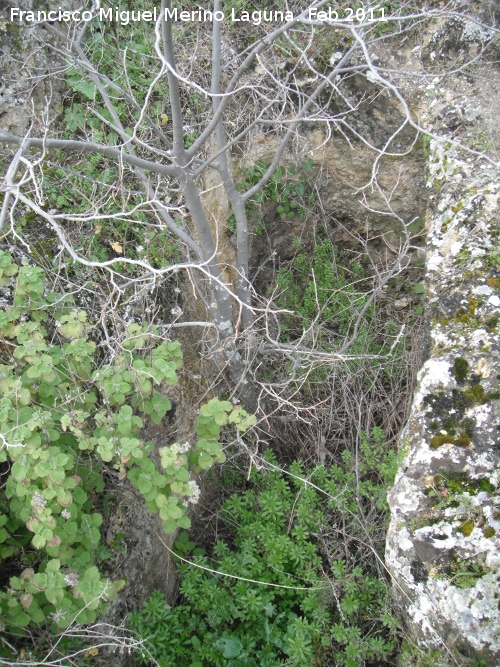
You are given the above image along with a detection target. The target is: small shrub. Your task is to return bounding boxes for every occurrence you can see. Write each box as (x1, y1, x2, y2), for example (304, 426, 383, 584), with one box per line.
(276, 238, 375, 350)
(129, 441, 401, 667)
(0, 250, 254, 648)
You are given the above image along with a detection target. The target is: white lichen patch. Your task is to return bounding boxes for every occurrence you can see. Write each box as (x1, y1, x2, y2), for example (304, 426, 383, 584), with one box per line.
(485, 546, 500, 570)
(398, 526, 415, 552)
(466, 404, 491, 428)
(450, 241, 463, 256)
(427, 254, 444, 271)
(440, 574, 500, 653)
(488, 295, 500, 307)
(472, 285, 493, 296)
(415, 524, 456, 550)
(409, 442, 445, 464)
(414, 360, 455, 409)
(388, 477, 421, 515)
(430, 326, 453, 348)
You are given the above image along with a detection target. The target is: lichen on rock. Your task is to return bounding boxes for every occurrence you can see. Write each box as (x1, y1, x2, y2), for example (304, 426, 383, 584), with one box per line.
(386, 15, 500, 664)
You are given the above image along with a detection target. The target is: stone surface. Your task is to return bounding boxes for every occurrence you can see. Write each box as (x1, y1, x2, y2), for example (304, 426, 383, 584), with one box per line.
(0, 7, 65, 135)
(386, 15, 500, 662)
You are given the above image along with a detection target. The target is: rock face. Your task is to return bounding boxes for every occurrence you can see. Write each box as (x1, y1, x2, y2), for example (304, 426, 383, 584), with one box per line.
(0, 10, 65, 135)
(245, 120, 426, 254)
(386, 22, 500, 662)
(244, 120, 427, 298)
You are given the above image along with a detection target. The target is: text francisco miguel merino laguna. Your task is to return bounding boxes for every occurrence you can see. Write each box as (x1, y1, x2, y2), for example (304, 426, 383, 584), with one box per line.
(9, 6, 338, 26)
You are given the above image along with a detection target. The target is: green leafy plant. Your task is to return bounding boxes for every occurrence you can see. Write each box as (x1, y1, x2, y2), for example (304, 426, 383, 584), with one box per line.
(485, 247, 500, 271)
(227, 160, 315, 236)
(276, 237, 376, 351)
(27, 14, 180, 276)
(0, 250, 255, 643)
(129, 440, 401, 667)
(238, 160, 313, 219)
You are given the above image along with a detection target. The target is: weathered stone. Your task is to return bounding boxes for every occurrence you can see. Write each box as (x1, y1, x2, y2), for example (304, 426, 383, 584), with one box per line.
(0, 7, 65, 135)
(386, 41, 500, 662)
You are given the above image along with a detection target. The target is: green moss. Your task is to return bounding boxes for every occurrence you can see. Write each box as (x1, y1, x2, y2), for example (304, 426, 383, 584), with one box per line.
(483, 526, 496, 538)
(441, 415, 459, 433)
(454, 311, 471, 324)
(425, 370, 499, 444)
(429, 434, 449, 448)
(428, 472, 493, 498)
(459, 520, 474, 537)
(463, 384, 488, 404)
(444, 553, 489, 589)
(453, 357, 469, 383)
(462, 417, 475, 439)
(31, 238, 57, 265)
(443, 472, 471, 492)
(453, 298, 481, 325)
(1, 22, 23, 54)
(485, 316, 499, 331)
(486, 277, 500, 289)
(461, 385, 499, 404)
(424, 388, 480, 443)
(411, 515, 443, 530)
(479, 478, 495, 492)
(429, 432, 471, 449)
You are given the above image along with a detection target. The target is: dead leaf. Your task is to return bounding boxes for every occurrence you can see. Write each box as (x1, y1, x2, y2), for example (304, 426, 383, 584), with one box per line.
(476, 358, 490, 378)
(160, 113, 169, 125)
(110, 241, 123, 254)
(84, 648, 99, 657)
(46, 535, 62, 547)
(95, 225, 102, 235)
(20, 593, 33, 608)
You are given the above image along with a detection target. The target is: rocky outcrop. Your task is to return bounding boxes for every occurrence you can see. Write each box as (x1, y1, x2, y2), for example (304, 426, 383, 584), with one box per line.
(386, 19, 500, 663)
(244, 120, 427, 262)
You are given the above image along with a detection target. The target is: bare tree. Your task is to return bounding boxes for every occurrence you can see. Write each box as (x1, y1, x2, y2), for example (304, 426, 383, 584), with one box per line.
(1, 0, 495, 422)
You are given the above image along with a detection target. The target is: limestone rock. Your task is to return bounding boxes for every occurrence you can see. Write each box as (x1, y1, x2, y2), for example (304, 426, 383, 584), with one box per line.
(386, 52, 500, 662)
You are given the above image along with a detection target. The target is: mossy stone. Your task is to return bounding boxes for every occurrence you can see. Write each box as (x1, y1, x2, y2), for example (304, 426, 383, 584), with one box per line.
(459, 520, 474, 537)
(453, 357, 469, 383)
